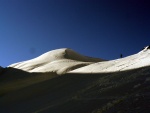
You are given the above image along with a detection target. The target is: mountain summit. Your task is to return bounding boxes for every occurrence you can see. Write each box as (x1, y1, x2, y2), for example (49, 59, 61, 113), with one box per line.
(9, 46, 150, 74)
(9, 48, 104, 74)
(1, 46, 150, 113)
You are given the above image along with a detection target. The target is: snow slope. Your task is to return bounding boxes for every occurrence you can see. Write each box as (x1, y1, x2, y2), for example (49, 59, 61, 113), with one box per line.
(9, 48, 104, 74)
(2, 46, 150, 113)
(9, 46, 150, 74)
(70, 46, 150, 73)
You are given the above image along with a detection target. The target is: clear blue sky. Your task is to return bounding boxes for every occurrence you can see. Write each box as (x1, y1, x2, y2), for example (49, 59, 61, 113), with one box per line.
(0, 0, 150, 67)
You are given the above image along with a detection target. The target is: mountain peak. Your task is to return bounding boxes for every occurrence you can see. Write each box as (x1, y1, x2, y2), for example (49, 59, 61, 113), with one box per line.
(9, 48, 104, 74)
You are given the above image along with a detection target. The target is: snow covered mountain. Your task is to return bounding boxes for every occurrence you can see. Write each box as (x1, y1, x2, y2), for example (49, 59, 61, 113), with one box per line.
(9, 48, 104, 74)
(9, 46, 150, 74)
(1, 46, 150, 113)
(71, 46, 150, 73)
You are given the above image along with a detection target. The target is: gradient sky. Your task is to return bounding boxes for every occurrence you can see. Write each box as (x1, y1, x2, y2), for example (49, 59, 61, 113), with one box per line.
(0, 0, 150, 67)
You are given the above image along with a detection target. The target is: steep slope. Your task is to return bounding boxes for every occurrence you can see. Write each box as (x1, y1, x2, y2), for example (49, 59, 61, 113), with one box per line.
(0, 66, 150, 113)
(1, 46, 150, 113)
(9, 48, 104, 74)
(70, 46, 150, 73)
(0, 67, 57, 97)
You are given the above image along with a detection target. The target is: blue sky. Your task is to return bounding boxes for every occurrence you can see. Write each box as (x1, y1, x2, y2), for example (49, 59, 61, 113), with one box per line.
(0, 0, 150, 67)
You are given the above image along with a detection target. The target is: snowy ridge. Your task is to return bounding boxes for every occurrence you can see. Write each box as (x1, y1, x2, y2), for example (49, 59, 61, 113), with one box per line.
(70, 46, 150, 73)
(9, 48, 103, 74)
(9, 46, 150, 74)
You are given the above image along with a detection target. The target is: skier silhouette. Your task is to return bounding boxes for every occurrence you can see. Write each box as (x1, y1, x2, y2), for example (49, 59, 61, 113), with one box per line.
(120, 54, 123, 58)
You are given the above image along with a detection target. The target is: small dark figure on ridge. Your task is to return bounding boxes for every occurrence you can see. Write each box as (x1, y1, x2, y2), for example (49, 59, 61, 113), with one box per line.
(120, 54, 123, 58)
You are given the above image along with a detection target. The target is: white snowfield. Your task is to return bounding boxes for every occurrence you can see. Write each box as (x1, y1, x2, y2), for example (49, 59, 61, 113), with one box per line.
(70, 46, 150, 73)
(9, 48, 104, 74)
(9, 46, 150, 74)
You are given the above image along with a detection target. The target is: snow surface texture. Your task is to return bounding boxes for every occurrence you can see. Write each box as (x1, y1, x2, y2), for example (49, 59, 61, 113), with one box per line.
(9, 48, 104, 74)
(70, 46, 150, 73)
(9, 46, 150, 74)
